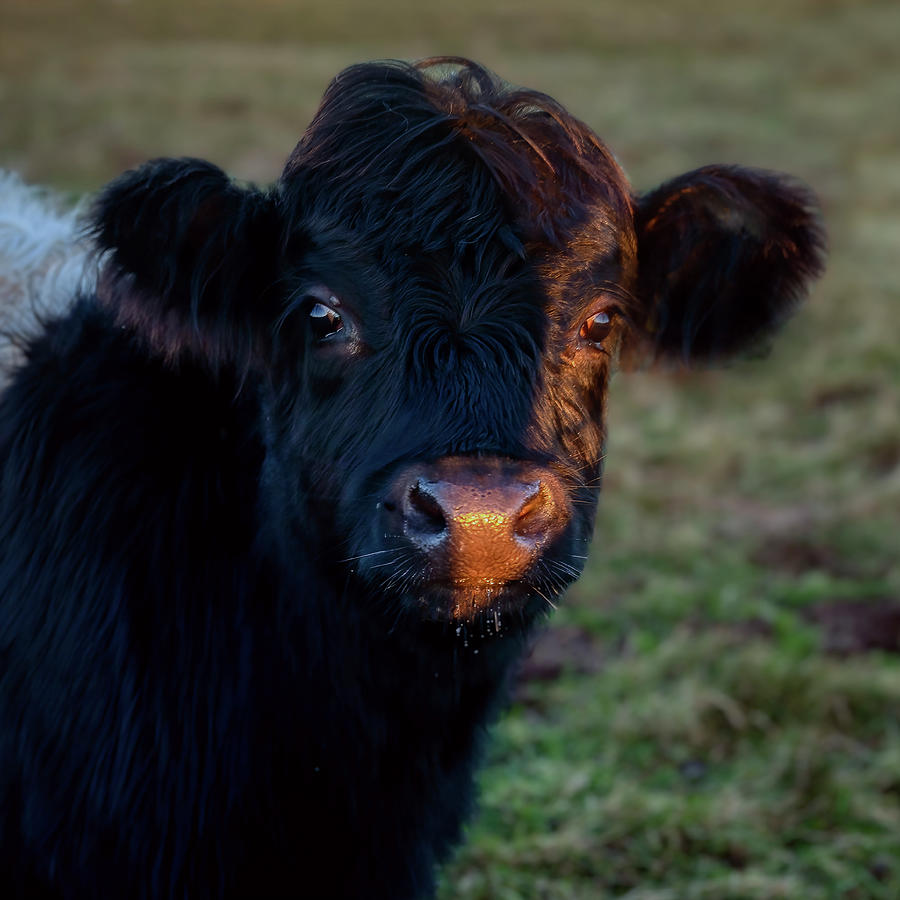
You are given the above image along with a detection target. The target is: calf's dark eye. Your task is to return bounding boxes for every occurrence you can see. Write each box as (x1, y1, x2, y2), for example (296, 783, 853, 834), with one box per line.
(309, 302, 344, 341)
(580, 310, 614, 347)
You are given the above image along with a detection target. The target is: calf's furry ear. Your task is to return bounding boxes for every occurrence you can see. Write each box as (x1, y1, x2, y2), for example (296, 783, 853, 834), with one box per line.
(92, 158, 282, 366)
(631, 165, 826, 363)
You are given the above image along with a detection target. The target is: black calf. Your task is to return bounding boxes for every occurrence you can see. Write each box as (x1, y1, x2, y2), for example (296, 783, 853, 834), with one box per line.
(0, 58, 824, 899)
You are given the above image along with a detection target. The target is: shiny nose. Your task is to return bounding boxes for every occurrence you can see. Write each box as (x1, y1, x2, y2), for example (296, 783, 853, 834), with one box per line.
(387, 458, 569, 584)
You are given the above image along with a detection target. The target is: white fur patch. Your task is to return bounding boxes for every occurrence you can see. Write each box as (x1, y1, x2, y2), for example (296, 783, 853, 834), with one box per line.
(0, 171, 97, 382)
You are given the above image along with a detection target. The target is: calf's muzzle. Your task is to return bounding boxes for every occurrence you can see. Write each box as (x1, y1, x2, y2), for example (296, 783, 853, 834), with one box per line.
(383, 457, 569, 585)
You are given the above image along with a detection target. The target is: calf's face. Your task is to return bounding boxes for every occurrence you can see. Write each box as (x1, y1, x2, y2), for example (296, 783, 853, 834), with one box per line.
(264, 232, 617, 626)
(93, 59, 824, 634)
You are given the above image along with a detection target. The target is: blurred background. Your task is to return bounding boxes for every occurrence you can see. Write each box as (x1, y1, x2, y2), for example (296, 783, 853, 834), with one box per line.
(2, 1, 898, 897)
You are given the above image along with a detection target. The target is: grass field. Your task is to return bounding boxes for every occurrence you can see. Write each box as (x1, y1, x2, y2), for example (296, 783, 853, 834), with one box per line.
(2, 1, 898, 897)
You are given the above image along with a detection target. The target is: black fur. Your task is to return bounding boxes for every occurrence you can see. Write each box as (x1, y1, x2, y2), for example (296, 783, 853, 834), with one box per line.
(632, 164, 826, 361)
(0, 58, 825, 899)
(92, 158, 282, 368)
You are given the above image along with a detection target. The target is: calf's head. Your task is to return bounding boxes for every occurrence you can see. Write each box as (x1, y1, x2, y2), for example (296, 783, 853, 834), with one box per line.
(92, 58, 825, 632)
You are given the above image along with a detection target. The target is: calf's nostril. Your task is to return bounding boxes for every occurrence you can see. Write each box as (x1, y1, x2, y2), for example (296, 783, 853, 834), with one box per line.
(405, 482, 449, 538)
(513, 481, 557, 539)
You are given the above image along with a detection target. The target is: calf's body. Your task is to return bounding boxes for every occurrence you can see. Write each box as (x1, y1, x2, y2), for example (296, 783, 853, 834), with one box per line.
(0, 59, 823, 898)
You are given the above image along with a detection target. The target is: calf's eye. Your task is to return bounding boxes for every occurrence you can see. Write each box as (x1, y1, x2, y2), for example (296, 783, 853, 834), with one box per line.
(309, 301, 344, 341)
(580, 310, 614, 347)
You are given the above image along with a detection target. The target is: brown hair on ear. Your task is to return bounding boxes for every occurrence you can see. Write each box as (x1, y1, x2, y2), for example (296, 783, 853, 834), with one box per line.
(92, 158, 282, 367)
(629, 164, 826, 364)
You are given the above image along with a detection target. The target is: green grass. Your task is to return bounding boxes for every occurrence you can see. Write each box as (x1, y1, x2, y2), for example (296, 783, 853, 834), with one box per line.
(3, 1, 898, 897)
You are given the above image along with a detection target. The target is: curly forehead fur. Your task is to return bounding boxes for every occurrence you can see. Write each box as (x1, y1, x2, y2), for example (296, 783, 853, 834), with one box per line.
(282, 58, 634, 255)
